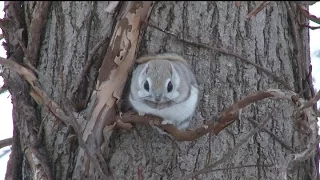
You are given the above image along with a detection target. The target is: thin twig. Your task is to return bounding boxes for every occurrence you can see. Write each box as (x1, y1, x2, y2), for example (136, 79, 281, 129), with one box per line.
(247, 1, 270, 19)
(177, 116, 271, 180)
(19, 40, 56, 91)
(285, 1, 304, 92)
(298, 90, 320, 111)
(18, 40, 27, 54)
(138, 163, 144, 180)
(306, 64, 317, 111)
(84, 2, 94, 62)
(63, 97, 110, 178)
(27, 2, 51, 66)
(247, 118, 294, 152)
(20, 101, 51, 179)
(3, 1, 12, 12)
(72, 33, 110, 94)
(209, 163, 274, 172)
(141, 20, 292, 90)
(19, 40, 40, 74)
(32, 112, 49, 147)
(297, 21, 320, 30)
(297, 3, 320, 25)
(0, 137, 12, 149)
(0, 84, 8, 94)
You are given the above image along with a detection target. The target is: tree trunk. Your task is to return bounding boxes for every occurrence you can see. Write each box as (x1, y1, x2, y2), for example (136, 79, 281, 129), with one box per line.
(1, 1, 318, 180)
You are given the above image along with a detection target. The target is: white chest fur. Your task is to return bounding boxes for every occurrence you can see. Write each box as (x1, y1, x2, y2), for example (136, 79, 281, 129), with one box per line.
(130, 86, 198, 129)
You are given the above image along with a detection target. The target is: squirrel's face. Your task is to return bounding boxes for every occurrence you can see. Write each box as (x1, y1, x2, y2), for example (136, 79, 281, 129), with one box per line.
(137, 60, 180, 105)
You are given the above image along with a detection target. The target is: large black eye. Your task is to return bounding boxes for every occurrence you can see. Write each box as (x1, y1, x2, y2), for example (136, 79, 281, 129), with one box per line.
(144, 80, 149, 91)
(167, 81, 173, 92)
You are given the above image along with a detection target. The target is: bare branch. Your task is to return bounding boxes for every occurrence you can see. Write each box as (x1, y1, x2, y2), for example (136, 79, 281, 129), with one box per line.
(298, 21, 320, 30)
(285, 1, 304, 93)
(72, 33, 110, 97)
(305, 64, 317, 110)
(298, 90, 320, 110)
(0, 137, 12, 149)
(26, 2, 51, 66)
(19, 39, 60, 96)
(297, 3, 320, 25)
(247, 1, 270, 19)
(118, 89, 296, 141)
(83, 2, 94, 63)
(247, 118, 294, 152)
(3, 1, 12, 12)
(18, 40, 42, 75)
(292, 94, 318, 134)
(0, 84, 8, 94)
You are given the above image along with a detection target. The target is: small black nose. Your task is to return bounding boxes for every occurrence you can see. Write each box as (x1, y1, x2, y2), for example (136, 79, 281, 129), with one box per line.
(155, 96, 161, 102)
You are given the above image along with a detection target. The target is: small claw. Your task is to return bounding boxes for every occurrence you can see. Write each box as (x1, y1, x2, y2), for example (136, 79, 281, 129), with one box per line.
(161, 120, 175, 125)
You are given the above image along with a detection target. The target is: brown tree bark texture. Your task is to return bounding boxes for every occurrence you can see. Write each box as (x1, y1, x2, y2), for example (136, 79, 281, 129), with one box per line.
(11, 1, 313, 180)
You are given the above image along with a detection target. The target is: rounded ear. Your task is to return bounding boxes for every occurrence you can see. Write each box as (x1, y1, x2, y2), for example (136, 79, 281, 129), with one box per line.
(169, 62, 173, 74)
(170, 63, 181, 88)
(141, 63, 149, 76)
(137, 63, 149, 86)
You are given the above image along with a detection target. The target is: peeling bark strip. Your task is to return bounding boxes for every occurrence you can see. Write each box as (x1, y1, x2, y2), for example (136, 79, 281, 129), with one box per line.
(0, 57, 69, 125)
(73, 2, 153, 179)
(0, 56, 109, 179)
(25, 146, 53, 180)
(26, 2, 51, 66)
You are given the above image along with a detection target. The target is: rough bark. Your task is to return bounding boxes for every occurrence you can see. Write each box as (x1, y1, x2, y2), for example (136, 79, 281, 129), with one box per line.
(1, 1, 318, 180)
